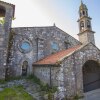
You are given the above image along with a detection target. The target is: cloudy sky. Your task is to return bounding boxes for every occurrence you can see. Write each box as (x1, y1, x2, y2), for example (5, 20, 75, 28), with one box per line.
(2, 0, 100, 48)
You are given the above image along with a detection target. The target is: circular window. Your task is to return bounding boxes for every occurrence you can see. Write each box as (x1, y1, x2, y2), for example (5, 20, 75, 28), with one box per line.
(18, 40, 32, 53)
(21, 42, 30, 51)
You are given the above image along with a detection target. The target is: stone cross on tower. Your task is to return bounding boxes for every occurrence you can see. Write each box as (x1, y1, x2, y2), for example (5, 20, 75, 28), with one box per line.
(77, 1, 95, 45)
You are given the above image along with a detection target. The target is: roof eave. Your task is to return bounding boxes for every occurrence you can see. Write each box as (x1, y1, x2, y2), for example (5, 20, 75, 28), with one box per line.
(33, 64, 60, 67)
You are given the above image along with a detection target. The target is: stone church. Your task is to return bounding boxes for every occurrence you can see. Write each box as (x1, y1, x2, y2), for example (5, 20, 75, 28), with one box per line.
(0, 0, 100, 99)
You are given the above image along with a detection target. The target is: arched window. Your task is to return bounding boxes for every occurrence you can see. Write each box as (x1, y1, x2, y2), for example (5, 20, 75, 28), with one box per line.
(86, 11, 88, 16)
(80, 12, 82, 17)
(87, 20, 91, 28)
(83, 11, 85, 15)
(22, 61, 28, 76)
(80, 21, 84, 30)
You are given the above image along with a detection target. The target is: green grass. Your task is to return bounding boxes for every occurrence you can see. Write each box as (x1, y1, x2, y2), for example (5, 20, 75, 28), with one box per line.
(0, 85, 34, 100)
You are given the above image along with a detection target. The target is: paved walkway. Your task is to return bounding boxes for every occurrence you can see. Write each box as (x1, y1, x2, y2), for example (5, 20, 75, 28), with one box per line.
(82, 88, 100, 100)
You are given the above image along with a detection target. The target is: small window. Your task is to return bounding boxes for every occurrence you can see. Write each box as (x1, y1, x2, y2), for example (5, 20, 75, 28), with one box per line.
(21, 42, 30, 51)
(87, 20, 91, 28)
(0, 6, 6, 25)
(80, 21, 84, 30)
(51, 42, 59, 51)
(22, 61, 28, 76)
(83, 11, 85, 15)
(80, 12, 82, 17)
(64, 41, 70, 49)
(18, 39, 32, 54)
(0, 6, 6, 17)
(86, 11, 88, 16)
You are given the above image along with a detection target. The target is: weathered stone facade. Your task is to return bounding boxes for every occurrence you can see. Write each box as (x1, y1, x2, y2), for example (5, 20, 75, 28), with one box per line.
(33, 43, 100, 99)
(9, 27, 80, 76)
(0, 1, 14, 79)
(0, 1, 100, 99)
(58, 43, 100, 98)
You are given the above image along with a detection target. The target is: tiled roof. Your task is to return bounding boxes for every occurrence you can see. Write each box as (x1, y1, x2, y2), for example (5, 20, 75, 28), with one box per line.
(34, 45, 81, 65)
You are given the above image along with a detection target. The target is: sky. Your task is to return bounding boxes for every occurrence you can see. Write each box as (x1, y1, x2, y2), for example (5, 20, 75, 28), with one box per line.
(2, 0, 100, 48)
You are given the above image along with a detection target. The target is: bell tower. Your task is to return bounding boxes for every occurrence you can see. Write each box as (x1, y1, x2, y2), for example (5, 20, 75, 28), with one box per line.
(77, 0, 95, 45)
(0, 1, 15, 79)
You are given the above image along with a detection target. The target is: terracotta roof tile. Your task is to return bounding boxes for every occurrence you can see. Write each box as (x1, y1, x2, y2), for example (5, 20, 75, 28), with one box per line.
(34, 45, 81, 65)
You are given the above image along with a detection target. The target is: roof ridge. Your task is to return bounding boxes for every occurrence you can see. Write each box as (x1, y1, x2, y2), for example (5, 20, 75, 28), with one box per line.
(12, 26, 54, 29)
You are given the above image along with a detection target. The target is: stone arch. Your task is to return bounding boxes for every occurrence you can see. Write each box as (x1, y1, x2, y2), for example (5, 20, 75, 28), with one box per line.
(75, 47, 100, 96)
(19, 57, 34, 76)
(80, 21, 84, 31)
(82, 60, 100, 92)
(19, 58, 30, 76)
(87, 20, 91, 29)
(83, 11, 85, 15)
(22, 61, 28, 76)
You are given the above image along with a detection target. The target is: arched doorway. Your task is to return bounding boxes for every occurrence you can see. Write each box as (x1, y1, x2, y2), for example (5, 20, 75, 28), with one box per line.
(22, 61, 28, 76)
(83, 60, 100, 92)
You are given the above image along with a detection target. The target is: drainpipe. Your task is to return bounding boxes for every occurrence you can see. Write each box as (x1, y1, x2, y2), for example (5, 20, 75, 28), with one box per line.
(72, 53, 77, 95)
(49, 65, 52, 88)
(36, 37, 39, 61)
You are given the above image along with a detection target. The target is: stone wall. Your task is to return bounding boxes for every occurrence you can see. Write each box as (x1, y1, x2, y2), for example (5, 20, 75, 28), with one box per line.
(33, 65, 60, 86)
(0, 2, 14, 79)
(78, 32, 95, 45)
(9, 26, 81, 76)
(32, 44, 100, 99)
(57, 43, 100, 98)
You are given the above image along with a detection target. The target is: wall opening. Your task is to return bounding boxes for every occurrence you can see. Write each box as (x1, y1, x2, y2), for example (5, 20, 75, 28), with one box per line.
(22, 61, 28, 76)
(64, 41, 70, 49)
(0, 6, 6, 24)
(87, 20, 91, 29)
(83, 60, 100, 92)
(80, 21, 84, 31)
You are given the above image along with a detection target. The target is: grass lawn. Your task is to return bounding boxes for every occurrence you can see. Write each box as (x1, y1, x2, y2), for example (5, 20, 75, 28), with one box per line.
(0, 85, 34, 100)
